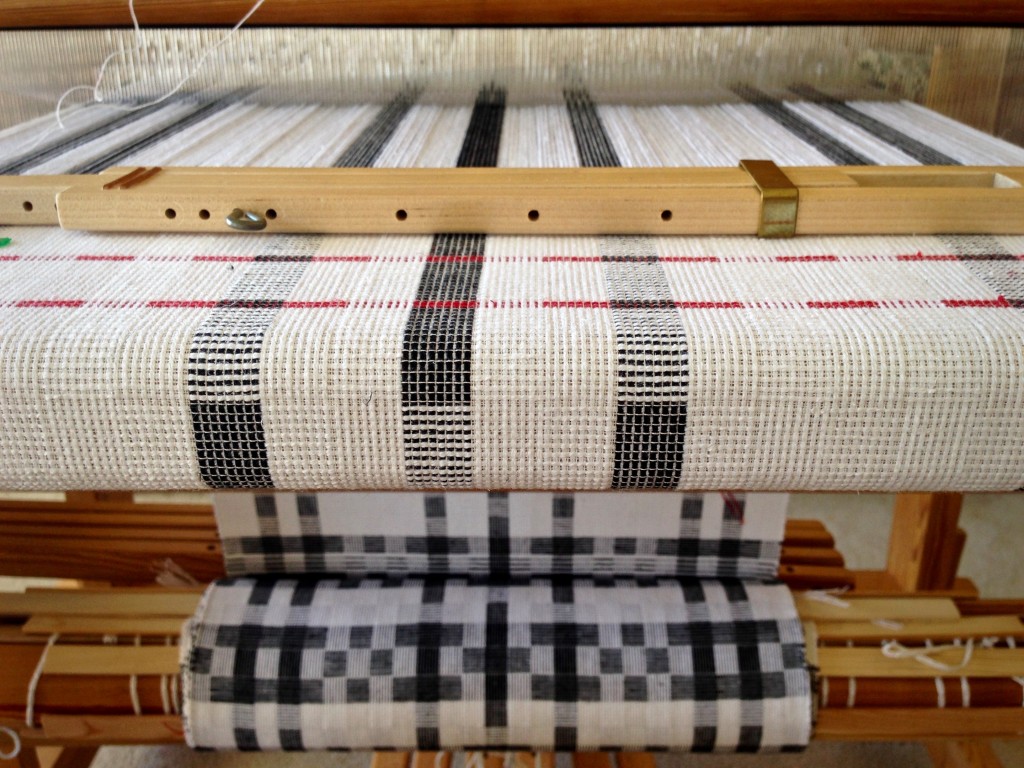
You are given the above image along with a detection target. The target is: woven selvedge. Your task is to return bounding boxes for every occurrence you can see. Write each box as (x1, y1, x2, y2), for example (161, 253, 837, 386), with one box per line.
(215, 491, 786, 581)
(181, 576, 811, 751)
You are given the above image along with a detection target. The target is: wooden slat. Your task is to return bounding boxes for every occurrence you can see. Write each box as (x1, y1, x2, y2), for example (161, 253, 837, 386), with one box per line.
(22, 615, 187, 637)
(794, 595, 961, 622)
(38, 716, 184, 745)
(50, 747, 101, 768)
(777, 564, 855, 590)
(813, 615, 1024, 643)
(0, 590, 201, 618)
(851, 572, 979, 599)
(817, 646, 1024, 678)
(617, 753, 657, 768)
(370, 754, 412, 768)
(5, 165, 1021, 236)
(413, 754, 451, 768)
(2, 0, 1023, 26)
(958, 600, 1024, 617)
(814, 708, 1024, 741)
(886, 493, 963, 592)
(779, 546, 844, 567)
(0, 510, 215, 530)
(572, 755, 613, 768)
(43, 645, 180, 677)
(925, 741, 1006, 768)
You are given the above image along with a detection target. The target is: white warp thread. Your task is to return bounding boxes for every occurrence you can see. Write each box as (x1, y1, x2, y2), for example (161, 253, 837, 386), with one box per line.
(53, 0, 267, 129)
(25, 634, 59, 728)
(881, 638, 975, 673)
(0, 725, 21, 760)
(804, 587, 851, 610)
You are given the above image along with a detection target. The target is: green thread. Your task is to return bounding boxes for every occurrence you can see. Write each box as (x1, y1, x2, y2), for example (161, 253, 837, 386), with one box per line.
(0, 237, 11, 248)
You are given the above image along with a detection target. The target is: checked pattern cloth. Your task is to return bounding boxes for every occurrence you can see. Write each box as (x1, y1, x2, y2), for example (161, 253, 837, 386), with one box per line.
(214, 491, 787, 581)
(181, 576, 811, 752)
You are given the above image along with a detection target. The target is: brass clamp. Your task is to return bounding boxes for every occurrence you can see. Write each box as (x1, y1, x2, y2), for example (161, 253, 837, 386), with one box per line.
(739, 159, 799, 238)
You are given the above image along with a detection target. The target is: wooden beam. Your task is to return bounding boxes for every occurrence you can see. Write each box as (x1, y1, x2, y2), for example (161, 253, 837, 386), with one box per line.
(886, 493, 965, 592)
(925, 741, 1006, 768)
(2, 0, 1023, 27)
(814, 708, 1024, 741)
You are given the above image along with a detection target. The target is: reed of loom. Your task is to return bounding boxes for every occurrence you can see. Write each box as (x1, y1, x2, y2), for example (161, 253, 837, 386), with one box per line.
(2, 2, 1024, 767)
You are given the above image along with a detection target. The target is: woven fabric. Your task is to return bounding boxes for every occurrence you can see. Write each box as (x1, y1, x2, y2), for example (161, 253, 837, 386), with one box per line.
(2, 93, 1024, 491)
(181, 576, 810, 751)
(215, 491, 786, 580)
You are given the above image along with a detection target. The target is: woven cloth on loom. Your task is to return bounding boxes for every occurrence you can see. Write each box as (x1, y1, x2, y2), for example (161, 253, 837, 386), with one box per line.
(181, 576, 811, 751)
(214, 491, 787, 580)
(2, 90, 1024, 491)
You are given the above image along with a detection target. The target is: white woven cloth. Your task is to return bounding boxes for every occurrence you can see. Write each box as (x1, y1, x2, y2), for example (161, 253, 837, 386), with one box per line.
(1, 93, 1023, 491)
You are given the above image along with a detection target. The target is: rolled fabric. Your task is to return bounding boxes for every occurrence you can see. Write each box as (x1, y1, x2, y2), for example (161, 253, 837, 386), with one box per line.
(181, 576, 811, 752)
(214, 492, 787, 581)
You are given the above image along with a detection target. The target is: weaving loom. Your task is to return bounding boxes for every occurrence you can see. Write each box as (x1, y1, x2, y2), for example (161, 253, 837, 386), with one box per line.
(1, 5, 1024, 768)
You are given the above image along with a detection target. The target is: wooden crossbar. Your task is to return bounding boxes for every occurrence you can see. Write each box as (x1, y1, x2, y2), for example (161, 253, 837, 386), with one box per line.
(2, 165, 1022, 236)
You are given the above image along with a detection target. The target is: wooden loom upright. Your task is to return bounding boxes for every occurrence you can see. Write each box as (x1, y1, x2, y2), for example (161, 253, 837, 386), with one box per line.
(2, 3, 1024, 768)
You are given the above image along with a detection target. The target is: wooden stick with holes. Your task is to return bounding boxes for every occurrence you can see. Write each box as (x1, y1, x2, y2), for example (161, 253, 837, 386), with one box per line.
(1, 163, 1022, 236)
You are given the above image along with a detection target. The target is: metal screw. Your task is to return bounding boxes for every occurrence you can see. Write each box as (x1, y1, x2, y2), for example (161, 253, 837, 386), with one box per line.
(225, 208, 267, 232)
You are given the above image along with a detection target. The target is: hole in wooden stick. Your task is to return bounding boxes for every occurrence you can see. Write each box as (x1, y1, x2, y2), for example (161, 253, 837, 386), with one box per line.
(395, 209, 408, 221)
(164, 208, 177, 220)
(22, 201, 33, 212)
(265, 209, 277, 220)
(199, 209, 210, 220)
(528, 210, 540, 222)
(661, 210, 673, 221)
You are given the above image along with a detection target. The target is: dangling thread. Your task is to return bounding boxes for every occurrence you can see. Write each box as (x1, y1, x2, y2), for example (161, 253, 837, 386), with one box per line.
(881, 638, 975, 673)
(0, 725, 21, 760)
(53, 0, 267, 129)
(803, 586, 851, 609)
(25, 634, 59, 728)
(129, 635, 143, 716)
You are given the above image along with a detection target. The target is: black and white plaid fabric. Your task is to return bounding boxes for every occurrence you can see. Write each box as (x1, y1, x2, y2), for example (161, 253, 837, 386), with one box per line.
(182, 576, 810, 752)
(214, 492, 787, 581)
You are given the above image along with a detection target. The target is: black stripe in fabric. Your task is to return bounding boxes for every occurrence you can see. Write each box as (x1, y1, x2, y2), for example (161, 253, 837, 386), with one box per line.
(188, 101, 416, 489)
(423, 494, 449, 572)
(485, 493, 510, 732)
(943, 235, 1024, 310)
(415, 578, 447, 750)
(0, 96, 188, 175)
(732, 84, 872, 166)
(789, 84, 960, 166)
(333, 91, 418, 168)
(565, 89, 689, 489)
(564, 89, 619, 168)
(401, 87, 505, 487)
(296, 495, 325, 572)
(69, 92, 249, 174)
(551, 579, 578, 751)
(551, 494, 575, 575)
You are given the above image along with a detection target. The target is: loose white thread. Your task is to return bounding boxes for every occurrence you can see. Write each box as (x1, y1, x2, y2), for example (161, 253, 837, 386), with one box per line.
(1007, 637, 1024, 706)
(0, 725, 21, 760)
(25, 634, 60, 728)
(53, 0, 267, 129)
(129, 635, 143, 716)
(845, 676, 857, 708)
(804, 587, 851, 609)
(881, 638, 975, 672)
(434, 751, 447, 768)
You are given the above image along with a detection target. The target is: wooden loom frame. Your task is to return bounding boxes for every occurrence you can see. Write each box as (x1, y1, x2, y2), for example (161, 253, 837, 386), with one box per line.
(2, 3, 1024, 767)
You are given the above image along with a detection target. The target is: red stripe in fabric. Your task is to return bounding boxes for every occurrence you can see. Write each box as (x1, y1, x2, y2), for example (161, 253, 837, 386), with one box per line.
(542, 256, 602, 262)
(76, 255, 135, 261)
(775, 255, 839, 263)
(312, 256, 373, 262)
(0, 255, 19, 261)
(281, 300, 349, 308)
(806, 300, 880, 309)
(676, 301, 745, 309)
(897, 253, 958, 262)
(543, 300, 610, 308)
(659, 256, 720, 263)
(15, 299, 85, 308)
(147, 300, 218, 308)
(412, 300, 479, 309)
(426, 255, 485, 263)
(193, 255, 253, 262)
(942, 297, 1012, 308)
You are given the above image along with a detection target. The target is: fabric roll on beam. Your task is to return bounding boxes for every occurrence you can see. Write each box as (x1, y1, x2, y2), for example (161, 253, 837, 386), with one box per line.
(214, 491, 788, 581)
(181, 576, 811, 752)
